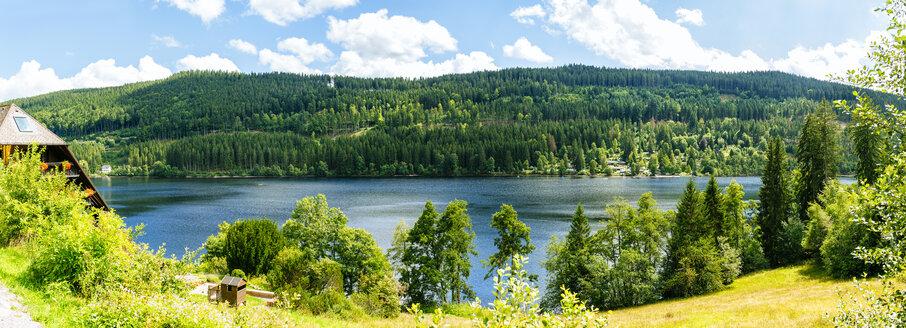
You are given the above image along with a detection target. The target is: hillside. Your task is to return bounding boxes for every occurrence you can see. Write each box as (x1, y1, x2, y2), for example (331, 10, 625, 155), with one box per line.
(4, 66, 895, 176)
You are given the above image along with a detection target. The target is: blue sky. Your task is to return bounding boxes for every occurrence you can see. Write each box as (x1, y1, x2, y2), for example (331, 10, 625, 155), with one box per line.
(0, 0, 888, 101)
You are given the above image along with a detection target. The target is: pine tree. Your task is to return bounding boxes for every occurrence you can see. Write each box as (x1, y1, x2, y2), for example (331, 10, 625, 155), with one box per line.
(664, 180, 704, 275)
(759, 137, 792, 267)
(703, 175, 723, 241)
(850, 96, 885, 185)
(796, 100, 839, 222)
(401, 201, 442, 306)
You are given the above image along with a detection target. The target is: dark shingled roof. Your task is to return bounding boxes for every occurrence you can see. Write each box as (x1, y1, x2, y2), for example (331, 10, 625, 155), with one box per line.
(221, 276, 245, 286)
(0, 104, 66, 146)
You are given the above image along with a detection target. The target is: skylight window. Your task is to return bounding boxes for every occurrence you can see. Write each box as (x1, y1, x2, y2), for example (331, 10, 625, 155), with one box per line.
(13, 116, 32, 132)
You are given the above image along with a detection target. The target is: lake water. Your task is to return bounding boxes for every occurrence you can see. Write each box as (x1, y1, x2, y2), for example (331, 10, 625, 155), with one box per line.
(93, 176, 843, 303)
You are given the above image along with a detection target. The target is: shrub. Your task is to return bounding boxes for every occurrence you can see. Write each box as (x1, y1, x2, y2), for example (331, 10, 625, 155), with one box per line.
(664, 239, 724, 298)
(224, 218, 284, 276)
(820, 219, 880, 278)
(778, 216, 807, 265)
(718, 237, 742, 285)
(351, 272, 402, 318)
(76, 288, 291, 327)
(802, 204, 831, 257)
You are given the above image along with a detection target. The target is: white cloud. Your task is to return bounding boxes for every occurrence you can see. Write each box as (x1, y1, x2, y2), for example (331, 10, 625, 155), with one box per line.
(256, 37, 331, 74)
(153, 34, 182, 48)
(326, 9, 497, 77)
(772, 31, 883, 80)
(511, 4, 546, 25)
(331, 50, 497, 78)
(228, 39, 259, 54)
(0, 56, 172, 101)
(528, 0, 877, 79)
(259, 49, 323, 74)
(277, 38, 333, 63)
(177, 53, 240, 72)
(675, 8, 704, 26)
(327, 10, 457, 62)
(503, 37, 554, 63)
(248, 0, 358, 26)
(157, 0, 225, 23)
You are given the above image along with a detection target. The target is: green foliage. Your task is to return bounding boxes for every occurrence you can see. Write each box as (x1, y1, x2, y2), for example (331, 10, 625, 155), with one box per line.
(402, 201, 443, 306)
(664, 238, 724, 298)
(437, 200, 477, 303)
(386, 220, 411, 276)
(282, 194, 393, 295)
(849, 96, 886, 185)
(76, 289, 291, 327)
(483, 204, 535, 279)
(470, 255, 608, 328)
(543, 204, 592, 309)
(223, 218, 284, 276)
(759, 136, 794, 267)
(350, 272, 402, 318)
(802, 203, 831, 256)
(13, 65, 900, 178)
(401, 200, 477, 306)
(795, 100, 840, 222)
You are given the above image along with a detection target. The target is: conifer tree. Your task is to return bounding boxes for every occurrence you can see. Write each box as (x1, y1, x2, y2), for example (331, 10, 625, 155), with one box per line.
(703, 175, 723, 242)
(850, 96, 885, 185)
(796, 100, 839, 222)
(759, 137, 792, 267)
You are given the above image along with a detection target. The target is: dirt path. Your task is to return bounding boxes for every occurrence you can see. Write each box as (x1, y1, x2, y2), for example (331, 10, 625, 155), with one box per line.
(0, 284, 41, 327)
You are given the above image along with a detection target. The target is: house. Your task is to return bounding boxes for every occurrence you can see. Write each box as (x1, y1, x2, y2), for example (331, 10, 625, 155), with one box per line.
(100, 165, 112, 174)
(0, 104, 109, 211)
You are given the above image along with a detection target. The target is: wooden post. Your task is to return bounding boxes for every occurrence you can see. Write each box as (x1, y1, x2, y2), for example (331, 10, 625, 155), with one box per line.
(2, 145, 10, 165)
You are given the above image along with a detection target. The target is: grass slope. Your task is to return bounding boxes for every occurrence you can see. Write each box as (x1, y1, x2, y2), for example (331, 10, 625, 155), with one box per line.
(607, 265, 871, 327)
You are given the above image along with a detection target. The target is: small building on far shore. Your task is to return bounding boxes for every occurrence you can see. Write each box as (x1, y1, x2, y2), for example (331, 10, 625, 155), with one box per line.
(0, 104, 109, 211)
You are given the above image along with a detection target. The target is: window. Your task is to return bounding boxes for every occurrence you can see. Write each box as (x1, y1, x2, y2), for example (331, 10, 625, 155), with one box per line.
(13, 117, 31, 132)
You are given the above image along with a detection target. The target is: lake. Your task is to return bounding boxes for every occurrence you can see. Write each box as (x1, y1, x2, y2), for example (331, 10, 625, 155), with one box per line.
(93, 176, 839, 303)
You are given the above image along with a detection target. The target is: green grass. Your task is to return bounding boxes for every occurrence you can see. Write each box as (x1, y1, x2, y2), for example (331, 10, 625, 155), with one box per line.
(0, 246, 878, 328)
(607, 264, 875, 327)
(0, 247, 83, 327)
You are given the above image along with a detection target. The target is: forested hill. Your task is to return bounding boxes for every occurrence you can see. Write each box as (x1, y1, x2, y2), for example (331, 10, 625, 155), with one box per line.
(3, 65, 896, 177)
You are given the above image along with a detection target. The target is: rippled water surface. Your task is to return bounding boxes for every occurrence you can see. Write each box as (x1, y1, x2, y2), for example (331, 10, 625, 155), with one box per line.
(95, 176, 849, 303)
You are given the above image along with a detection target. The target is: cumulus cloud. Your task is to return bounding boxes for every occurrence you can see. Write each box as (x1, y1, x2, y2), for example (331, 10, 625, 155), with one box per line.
(228, 39, 259, 54)
(675, 8, 704, 26)
(153, 34, 182, 48)
(177, 53, 240, 72)
(326, 9, 498, 77)
(277, 37, 333, 63)
(503, 37, 554, 63)
(511, 4, 546, 25)
(772, 31, 883, 80)
(156, 0, 225, 23)
(257, 38, 331, 74)
(0, 56, 172, 101)
(248, 0, 358, 26)
(531, 0, 873, 79)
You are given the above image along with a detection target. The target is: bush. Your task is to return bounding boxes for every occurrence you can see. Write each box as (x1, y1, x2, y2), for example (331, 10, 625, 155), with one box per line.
(76, 288, 291, 327)
(718, 237, 742, 284)
(778, 216, 807, 265)
(664, 239, 724, 298)
(802, 204, 831, 257)
(351, 272, 402, 318)
(821, 219, 880, 278)
(224, 218, 285, 276)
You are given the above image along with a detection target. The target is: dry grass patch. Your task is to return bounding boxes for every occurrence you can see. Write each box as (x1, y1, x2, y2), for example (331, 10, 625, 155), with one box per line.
(607, 264, 877, 327)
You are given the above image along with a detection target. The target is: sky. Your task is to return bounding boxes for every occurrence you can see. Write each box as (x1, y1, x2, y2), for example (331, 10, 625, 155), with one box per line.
(0, 0, 889, 101)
